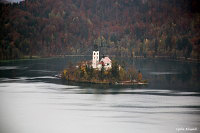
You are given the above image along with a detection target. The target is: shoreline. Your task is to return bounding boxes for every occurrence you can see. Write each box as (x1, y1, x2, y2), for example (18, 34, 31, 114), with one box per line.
(133, 56, 200, 63)
(0, 55, 89, 62)
(61, 78, 148, 86)
(0, 55, 199, 63)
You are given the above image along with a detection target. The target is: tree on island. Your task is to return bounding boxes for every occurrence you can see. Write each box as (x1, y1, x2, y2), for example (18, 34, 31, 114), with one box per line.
(61, 60, 145, 84)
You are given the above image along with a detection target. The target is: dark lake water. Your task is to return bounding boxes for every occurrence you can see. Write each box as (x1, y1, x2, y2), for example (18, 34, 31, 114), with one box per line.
(0, 57, 199, 133)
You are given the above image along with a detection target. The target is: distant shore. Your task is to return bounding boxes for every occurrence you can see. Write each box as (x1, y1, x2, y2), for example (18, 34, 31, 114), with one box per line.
(132, 55, 200, 63)
(0, 54, 199, 63)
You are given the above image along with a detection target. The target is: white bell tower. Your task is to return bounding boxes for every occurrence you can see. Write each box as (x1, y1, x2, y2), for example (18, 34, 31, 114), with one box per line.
(92, 51, 99, 68)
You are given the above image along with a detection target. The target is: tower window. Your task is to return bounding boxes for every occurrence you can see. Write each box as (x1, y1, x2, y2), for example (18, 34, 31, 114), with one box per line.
(94, 53, 95, 55)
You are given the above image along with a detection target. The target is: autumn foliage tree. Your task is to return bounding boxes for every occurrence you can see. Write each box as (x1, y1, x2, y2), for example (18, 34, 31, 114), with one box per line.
(0, 0, 199, 60)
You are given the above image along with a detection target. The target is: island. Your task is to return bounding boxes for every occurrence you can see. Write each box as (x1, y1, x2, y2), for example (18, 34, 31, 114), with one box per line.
(61, 46, 148, 86)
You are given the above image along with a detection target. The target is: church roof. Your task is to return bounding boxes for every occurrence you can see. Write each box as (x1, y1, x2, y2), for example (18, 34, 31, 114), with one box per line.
(100, 57, 111, 64)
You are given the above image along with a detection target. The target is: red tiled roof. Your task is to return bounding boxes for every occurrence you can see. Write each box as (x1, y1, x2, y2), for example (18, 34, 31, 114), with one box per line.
(100, 57, 111, 64)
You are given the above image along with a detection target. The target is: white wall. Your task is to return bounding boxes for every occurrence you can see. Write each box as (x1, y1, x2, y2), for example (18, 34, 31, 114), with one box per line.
(92, 51, 99, 68)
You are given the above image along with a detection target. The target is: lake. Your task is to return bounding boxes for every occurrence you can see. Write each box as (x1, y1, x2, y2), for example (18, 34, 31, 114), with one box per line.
(0, 57, 199, 133)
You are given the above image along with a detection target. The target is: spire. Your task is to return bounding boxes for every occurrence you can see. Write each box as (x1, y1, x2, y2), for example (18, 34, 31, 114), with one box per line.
(93, 44, 98, 51)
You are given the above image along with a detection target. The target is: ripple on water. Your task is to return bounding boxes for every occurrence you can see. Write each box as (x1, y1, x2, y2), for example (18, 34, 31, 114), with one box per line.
(0, 66, 28, 70)
(29, 70, 57, 73)
(0, 66, 19, 70)
(0, 76, 58, 82)
(149, 72, 179, 75)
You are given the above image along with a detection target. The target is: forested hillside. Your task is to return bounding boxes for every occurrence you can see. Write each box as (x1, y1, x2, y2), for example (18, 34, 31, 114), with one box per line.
(0, 0, 200, 60)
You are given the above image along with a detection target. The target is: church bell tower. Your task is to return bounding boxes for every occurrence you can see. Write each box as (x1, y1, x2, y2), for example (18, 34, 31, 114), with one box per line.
(92, 44, 99, 69)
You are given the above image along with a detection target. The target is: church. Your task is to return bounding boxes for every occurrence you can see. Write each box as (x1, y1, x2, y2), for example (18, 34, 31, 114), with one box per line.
(92, 46, 112, 70)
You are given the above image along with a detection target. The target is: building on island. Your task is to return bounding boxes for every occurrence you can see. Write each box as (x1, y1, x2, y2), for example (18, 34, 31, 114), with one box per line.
(92, 45, 112, 70)
(97, 56, 112, 70)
